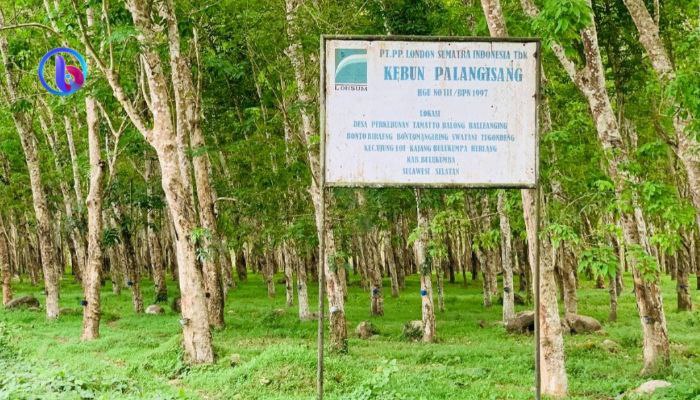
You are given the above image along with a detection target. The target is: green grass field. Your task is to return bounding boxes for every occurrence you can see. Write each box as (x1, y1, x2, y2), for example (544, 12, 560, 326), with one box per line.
(0, 273, 698, 399)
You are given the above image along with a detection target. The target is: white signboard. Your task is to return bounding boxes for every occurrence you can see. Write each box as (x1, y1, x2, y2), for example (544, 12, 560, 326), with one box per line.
(322, 38, 539, 188)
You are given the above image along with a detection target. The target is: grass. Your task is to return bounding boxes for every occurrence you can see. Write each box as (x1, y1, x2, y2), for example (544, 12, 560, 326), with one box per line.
(0, 272, 698, 399)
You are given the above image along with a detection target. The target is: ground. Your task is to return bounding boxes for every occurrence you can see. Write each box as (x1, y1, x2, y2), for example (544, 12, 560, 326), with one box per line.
(0, 273, 698, 400)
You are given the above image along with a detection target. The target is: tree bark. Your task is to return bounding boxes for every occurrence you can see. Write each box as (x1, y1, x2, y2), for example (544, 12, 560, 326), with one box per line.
(414, 189, 436, 342)
(159, 0, 225, 329)
(497, 190, 515, 322)
(608, 274, 618, 322)
(65, 115, 85, 205)
(522, 190, 568, 398)
(383, 229, 400, 297)
(677, 236, 693, 311)
(115, 210, 144, 314)
(0, 17, 60, 319)
(235, 250, 247, 282)
(264, 248, 276, 298)
(285, 0, 347, 351)
(435, 259, 445, 312)
(295, 248, 313, 320)
(82, 12, 104, 337)
(146, 157, 168, 302)
(520, 0, 670, 375)
(622, 0, 699, 227)
(36, 111, 87, 285)
(282, 244, 294, 307)
(560, 245, 578, 315)
(77, 0, 215, 363)
(0, 217, 11, 306)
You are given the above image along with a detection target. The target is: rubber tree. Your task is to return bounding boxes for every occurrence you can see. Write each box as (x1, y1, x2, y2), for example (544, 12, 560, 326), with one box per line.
(520, 0, 670, 374)
(480, 0, 569, 395)
(0, 12, 61, 320)
(73, 0, 214, 363)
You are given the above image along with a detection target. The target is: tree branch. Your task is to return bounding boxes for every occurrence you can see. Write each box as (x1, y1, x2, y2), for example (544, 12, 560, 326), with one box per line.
(0, 23, 59, 36)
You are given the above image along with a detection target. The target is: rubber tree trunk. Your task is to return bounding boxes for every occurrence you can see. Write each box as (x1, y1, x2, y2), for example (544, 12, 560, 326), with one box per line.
(285, 0, 347, 351)
(117, 211, 144, 314)
(520, 0, 670, 376)
(383, 229, 400, 297)
(622, 0, 700, 228)
(81, 30, 104, 339)
(368, 232, 384, 316)
(695, 232, 700, 291)
(220, 244, 235, 293)
(235, 250, 247, 282)
(479, 5, 567, 389)
(522, 190, 568, 398)
(0, 16, 61, 319)
(0, 218, 12, 306)
(146, 158, 168, 303)
(608, 274, 618, 322)
(560, 245, 578, 315)
(37, 112, 87, 286)
(357, 193, 384, 316)
(107, 245, 122, 295)
(497, 190, 515, 322)
(78, 0, 215, 363)
(282, 244, 294, 307)
(435, 259, 445, 312)
(160, 0, 225, 329)
(676, 241, 693, 311)
(295, 249, 312, 320)
(414, 189, 436, 342)
(264, 249, 276, 298)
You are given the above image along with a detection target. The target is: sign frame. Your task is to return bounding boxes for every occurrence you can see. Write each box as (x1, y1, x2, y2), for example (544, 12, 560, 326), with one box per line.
(316, 35, 543, 400)
(320, 35, 541, 190)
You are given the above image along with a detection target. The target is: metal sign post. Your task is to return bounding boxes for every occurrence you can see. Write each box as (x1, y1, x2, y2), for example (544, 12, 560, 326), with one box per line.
(318, 35, 541, 400)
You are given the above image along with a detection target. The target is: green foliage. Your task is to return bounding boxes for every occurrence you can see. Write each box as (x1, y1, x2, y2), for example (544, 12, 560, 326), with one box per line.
(0, 274, 698, 399)
(578, 245, 618, 280)
(532, 0, 592, 60)
(101, 227, 121, 248)
(327, 250, 351, 273)
(472, 229, 499, 252)
(347, 359, 403, 400)
(0, 322, 17, 361)
(547, 223, 579, 249)
(191, 228, 213, 262)
(419, 253, 433, 276)
(626, 245, 660, 283)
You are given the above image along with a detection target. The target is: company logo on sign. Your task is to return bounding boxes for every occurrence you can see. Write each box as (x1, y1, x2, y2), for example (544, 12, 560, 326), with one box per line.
(334, 49, 367, 91)
(38, 48, 88, 96)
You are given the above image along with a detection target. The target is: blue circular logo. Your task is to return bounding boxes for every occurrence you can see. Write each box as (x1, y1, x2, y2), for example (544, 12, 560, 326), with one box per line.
(38, 47, 88, 96)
